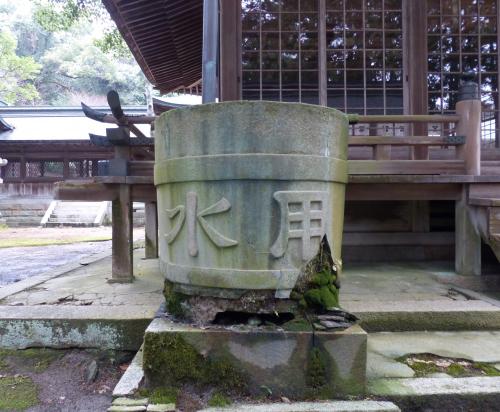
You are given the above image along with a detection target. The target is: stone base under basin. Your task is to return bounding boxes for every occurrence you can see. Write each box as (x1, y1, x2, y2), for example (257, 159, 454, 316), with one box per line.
(142, 318, 367, 399)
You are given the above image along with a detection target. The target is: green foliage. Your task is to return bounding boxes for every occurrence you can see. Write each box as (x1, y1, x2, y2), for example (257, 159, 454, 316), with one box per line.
(0, 30, 41, 104)
(0, 375, 39, 410)
(94, 28, 130, 58)
(0, 0, 146, 106)
(33, 0, 128, 56)
(34, 0, 83, 32)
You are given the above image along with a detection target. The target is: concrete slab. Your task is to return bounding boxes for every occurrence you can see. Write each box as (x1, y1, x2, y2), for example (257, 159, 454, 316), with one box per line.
(200, 401, 401, 412)
(368, 331, 500, 363)
(369, 376, 500, 396)
(0, 249, 163, 349)
(368, 377, 500, 410)
(1, 258, 500, 351)
(341, 262, 500, 331)
(113, 345, 145, 397)
(366, 352, 415, 379)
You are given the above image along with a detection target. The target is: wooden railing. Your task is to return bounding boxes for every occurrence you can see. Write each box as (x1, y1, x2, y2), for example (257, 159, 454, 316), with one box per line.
(347, 84, 481, 176)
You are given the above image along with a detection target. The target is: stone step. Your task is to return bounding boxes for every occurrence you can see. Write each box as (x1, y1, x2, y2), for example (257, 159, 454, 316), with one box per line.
(51, 214, 97, 219)
(368, 377, 500, 410)
(44, 222, 96, 227)
(200, 401, 400, 412)
(47, 218, 95, 223)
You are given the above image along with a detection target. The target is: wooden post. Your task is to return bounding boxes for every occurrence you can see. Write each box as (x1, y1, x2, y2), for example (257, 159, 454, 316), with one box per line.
(455, 186, 481, 276)
(144, 202, 158, 259)
(455, 78, 481, 176)
(403, 0, 429, 160)
(110, 184, 134, 283)
(202, 0, 219, 103)
(219, 0, 241, 102)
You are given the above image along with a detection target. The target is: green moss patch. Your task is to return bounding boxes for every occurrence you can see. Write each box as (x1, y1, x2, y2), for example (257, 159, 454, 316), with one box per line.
(207, 392, 232, 407)
(137, 387, 179, 404)
(0, 376, 38, 410)
(163, 281, 188, 319)
(0, 348, 62, 373)
(292, 237, 341, 313)
(398, 353, 500, 377)
(143, 333, 247, 393)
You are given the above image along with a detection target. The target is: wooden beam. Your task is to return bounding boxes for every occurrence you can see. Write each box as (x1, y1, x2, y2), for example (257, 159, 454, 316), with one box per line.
(343, 232, 454, 246)
(348, 160, 465, 175)
(144, 202, 158, 259)
(110, 184, 134, 283)
(219, 0, 241, 101)
(349, 136, 465, 146)
(455, 186, 482, 276)
(346, 183, 461, 201)
(353, 114, 460, 124)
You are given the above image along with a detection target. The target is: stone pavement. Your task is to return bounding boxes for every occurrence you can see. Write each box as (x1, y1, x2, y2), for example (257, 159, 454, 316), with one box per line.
(1, 257, 500, 350)
(342, 261, 500, 331)
(0, 248, 163, 350)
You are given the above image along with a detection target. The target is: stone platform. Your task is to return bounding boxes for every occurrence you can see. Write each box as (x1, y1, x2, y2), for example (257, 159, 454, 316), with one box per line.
(0, 248, 163, 349)
(142, 318, 367, 399)
(0, 257, 499, 350)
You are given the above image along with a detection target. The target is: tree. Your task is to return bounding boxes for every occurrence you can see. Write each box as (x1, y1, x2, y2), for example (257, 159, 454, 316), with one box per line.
(0, 30, 41, 104)
(36, 21, 145, 105)
(34, 0, 129, 57)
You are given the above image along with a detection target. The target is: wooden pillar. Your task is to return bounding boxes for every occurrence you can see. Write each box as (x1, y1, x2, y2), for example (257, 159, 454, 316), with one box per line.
(455, 186, 481, 276)
(455, 82, 481, 176)
(220, 0, 241, 101)
(144, 202, 158, 259)
(403, 0, 428, 160)
(202, 0, 219, 103)
(110, 184, 134, 283)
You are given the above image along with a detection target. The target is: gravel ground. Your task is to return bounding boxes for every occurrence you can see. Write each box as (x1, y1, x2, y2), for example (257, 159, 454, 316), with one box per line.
(0, 241, 112, 286)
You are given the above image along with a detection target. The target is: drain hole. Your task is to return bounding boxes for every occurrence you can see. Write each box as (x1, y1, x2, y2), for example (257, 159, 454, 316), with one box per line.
(212, 311, 295, 326)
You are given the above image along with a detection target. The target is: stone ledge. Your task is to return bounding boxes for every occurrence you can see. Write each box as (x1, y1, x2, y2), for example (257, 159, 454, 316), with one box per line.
(199, 400, 400, 412)
(142, 318, 367, 399)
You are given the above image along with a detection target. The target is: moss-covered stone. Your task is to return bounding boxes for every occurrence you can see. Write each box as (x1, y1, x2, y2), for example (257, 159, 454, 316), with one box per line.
(293, 238, 341, 313)
(475, 362, 500, 376)
(143, 333, 247, 393)
(306, 347, 328, 389)
(0, 376, 38, 410)
(163, 281, 187, 319)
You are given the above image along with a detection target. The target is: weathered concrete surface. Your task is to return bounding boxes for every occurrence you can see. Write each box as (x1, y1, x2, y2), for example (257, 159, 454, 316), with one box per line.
(0, 241, 112, 286)
(155, 101, 348, 298)
(0, 249, 163, 307)
(368, 331, 500, 363)
(367, 352, 415, 379)
(113, 345, 144, 397)
(0, 249, 163, 349)
(142, 318, 366, 399)
(369, 377, 500, 410)
(341, 262, 500, 331)
(200, 401, 401, 412)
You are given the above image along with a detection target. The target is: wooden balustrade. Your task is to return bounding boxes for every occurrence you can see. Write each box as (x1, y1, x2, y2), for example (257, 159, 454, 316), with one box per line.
(347, 94, 481, 176)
